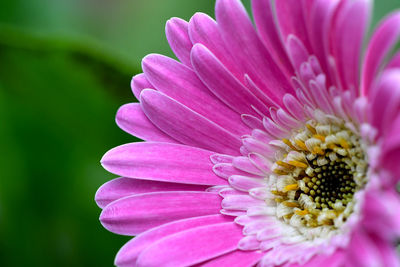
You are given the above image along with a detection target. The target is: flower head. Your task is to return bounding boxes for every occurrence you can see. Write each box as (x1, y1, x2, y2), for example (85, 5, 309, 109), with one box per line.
(96, 0, 400, 266)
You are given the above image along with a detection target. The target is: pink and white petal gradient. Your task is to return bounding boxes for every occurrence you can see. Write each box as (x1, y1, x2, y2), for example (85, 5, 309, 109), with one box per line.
(97, 0, 400, 266)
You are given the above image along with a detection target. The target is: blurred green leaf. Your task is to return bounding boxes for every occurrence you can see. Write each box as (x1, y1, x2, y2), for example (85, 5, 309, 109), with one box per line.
(0, 27, 140, 266)
(0, 0, 216, 63)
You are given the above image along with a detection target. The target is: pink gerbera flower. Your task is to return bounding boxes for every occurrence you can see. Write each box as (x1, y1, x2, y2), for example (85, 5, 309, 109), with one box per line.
(96, 0, 400, 266)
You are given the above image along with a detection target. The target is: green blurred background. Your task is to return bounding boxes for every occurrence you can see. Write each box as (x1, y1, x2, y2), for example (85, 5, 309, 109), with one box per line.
(0, 0, 397, 266)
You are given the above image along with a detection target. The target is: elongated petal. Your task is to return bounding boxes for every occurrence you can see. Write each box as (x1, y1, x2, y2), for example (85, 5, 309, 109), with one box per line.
(382, 114, 400, 179)
(215, 0, 293, 102)
(142, 54, 248, 136)
(308, 0, 339, 82)
(100, 191, 221, 235)
(386, 51, 400, 69)
(361, 12, 400, 95)
(101, 142, 225, 185)
(166, 18, 192, 67)
(369, 69, 400, 135)
(232, 156, 264, 176)
(229, 175, 266, 192)
(188, 12, 243, 82)
(191, 44, 268, 115)
(371, 236, 400, 267)
(115, 214, 230, 266)
(251, 0, 293, 78)
(116, 103, 177, 142)
(222, 195, 264, 210)
(210, 153, 234, 164)
(136, 222, 242, 267)
(199, 250, 263, 266)
(140, 89, 242, 155)
(95, 177, 208, 208)
(286, 35, 310, 71)
(283, 94, 306, 121)
(241, 114, 264, 130)
(131, 73, 154, 100)
(288, 249, 345, 267)
(347, 230, 388, 267)
(213, 163, 255, 180)
(275, 0, 312, 52)
(332, 0, 371, 92)
(363, 189, 400, 239)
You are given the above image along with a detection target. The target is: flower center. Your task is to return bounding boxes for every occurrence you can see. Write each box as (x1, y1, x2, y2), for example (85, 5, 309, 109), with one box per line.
(269, 114, 367, 234)
(304, 158, 356, 209)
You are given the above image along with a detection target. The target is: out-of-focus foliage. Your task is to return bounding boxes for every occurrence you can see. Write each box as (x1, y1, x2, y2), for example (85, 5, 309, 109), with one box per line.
(0, 0, 397, 266)
(0, 0, 215, 63)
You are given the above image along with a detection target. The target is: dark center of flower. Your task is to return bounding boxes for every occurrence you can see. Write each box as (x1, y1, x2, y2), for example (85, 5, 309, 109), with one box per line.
(300, 157, 356, 210)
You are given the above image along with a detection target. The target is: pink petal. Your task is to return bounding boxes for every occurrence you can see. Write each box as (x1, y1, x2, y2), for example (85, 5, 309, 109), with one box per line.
(136, 222, 243, 267)
(140, 89, 241, 155)
(276, 108, 301, 129)
(369, 69, 400, 136)
(166, 17, 192, 67)
(308, 80, 334, 114)
(386, 51, 400, 69)
(244, 74, 280, 109)
(100, 191, 221, 235)
(382, 115, 400, 180)
(142, 54, 247, 136)
(95, 177, 209, 209)
(131, 73, 154, 100)
(242, 137, 275, 159)
(371, 236, 400, 267)
(116, 103, 177, 142)
(115, 214, 231, 267)
(299, 62, 316, 86)
(361, 12, 400, 95)
(331, 0, 371, 93)
(275, 0, 312, 52)
(363, 189, 400, 239)
(283, 94, 306, 121)
(221, 195, 264, 211)
(232, 156, 264, 176)
(210, 153, 234, 164)
(215, 0, 293, 104)
(243, 220, 271, 236)
(229, 175, 266, 192)
(191, 44, 268, 116)
(218, 187, 247, 198)
(248, 152, 271, 174)
(308, 0, 340, 83)
(188, 12, 243, 82)
(238, 235, 261, 250)
(234, 215, 268, 226)
(257, 228, 282, 242)
(261, 244, 318, 266)
(347, 230, 388, 267)
(251, 0, 293, 78)
(220, 209, 246, 217)
(198, 250, 262, 267)
(212, 163, 255, 180)
(287, 249, 345, 267)
(101, 142, 224, 185)
(251, 128, 274, 145)
(206, 185, 230, 193)
(263, 117, 289, 138)
(286, 34, 310, 72)
(241, 114, 264, 130)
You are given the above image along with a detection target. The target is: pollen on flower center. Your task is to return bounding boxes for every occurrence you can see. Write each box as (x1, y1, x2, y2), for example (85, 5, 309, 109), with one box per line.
(269, 113, 368, 234)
